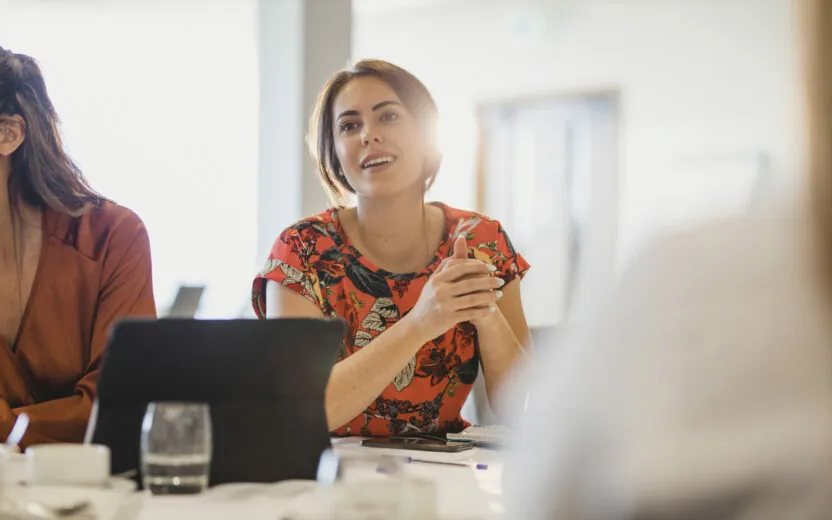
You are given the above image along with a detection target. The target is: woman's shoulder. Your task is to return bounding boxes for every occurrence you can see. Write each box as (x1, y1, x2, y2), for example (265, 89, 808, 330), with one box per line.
(267, 208, 343, 265)
(436, 203, 507, 238)
(46, 200, 149, 261)
(89, 200, 147, 233)
(437, 202, 495, 223)
(278, 208, 340, 242)
(436, 203, 528, 278)
(438, 203, 520, 254)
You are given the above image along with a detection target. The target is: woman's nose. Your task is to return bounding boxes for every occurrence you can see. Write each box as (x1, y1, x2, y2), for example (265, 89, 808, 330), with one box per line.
(361, 126, 382, 145)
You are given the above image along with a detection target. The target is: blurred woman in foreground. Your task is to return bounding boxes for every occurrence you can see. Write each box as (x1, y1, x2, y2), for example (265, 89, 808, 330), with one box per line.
(508, 1, 832, 518)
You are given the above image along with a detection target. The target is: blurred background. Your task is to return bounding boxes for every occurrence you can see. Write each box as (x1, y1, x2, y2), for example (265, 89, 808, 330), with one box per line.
(0, 0, 802, 330)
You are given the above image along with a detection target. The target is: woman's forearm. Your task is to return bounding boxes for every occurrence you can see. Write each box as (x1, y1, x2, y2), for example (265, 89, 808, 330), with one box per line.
(325, 315, 431, 431)
(267, 281, 434, 431)
(475, 309, 531, 420)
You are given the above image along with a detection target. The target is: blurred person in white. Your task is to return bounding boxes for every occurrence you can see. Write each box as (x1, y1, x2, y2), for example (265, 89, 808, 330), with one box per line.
(506, 0, 832, 518)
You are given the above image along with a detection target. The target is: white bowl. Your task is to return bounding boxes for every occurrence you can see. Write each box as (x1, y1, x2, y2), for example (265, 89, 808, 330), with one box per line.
(24, 445, 110, 486)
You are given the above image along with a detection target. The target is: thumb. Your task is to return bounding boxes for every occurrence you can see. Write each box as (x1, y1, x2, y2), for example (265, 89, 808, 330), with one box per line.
(453, 235, 468, 260)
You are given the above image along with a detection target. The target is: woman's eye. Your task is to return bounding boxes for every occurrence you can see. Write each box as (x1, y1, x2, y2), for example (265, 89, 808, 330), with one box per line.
(339, 121, 359, 134)
(380, 111, 399, 122)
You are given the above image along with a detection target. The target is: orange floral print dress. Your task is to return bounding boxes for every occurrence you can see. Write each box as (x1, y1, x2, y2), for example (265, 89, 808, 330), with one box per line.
(252, 202, 530, 437)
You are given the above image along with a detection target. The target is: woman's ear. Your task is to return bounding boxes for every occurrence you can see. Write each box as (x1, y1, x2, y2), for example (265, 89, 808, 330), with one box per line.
(0, 115, 25, 157)
(423, 150, 442, 189)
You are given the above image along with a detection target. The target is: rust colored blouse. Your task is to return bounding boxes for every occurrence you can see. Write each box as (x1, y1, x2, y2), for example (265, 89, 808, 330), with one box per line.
(0, 203, 156, 448)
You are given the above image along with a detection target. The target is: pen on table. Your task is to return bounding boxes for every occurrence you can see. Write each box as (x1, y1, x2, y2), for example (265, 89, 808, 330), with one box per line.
(405, 457, 488, 470)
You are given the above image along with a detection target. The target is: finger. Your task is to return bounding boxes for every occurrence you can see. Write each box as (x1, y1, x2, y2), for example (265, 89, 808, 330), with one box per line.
(455, 306, 496, 322)
(448, 275, 504, 297)
(451, 290, 500, 311)
(436, 260, 496, 282)
(436, 256, 470, 272)
(453, 235, 468, 260)
(435, 257, 454, 273)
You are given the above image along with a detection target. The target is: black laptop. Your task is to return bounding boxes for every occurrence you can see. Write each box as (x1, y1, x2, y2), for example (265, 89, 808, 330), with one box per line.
(86, 318, 344, 486)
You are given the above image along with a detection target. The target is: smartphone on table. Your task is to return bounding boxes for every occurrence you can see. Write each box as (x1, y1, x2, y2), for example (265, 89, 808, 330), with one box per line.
(360, 437, 473, 453)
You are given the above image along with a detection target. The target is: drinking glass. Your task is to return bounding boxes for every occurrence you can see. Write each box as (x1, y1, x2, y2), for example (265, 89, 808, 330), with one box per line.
(140, 402, 211, 495)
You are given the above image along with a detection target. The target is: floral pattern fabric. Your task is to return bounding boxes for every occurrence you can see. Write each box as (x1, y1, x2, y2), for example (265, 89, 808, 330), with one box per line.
(252, 203, 530, 437)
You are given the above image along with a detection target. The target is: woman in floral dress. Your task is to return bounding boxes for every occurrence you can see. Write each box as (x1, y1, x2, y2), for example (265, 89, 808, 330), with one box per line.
(253, 60, 532, 436)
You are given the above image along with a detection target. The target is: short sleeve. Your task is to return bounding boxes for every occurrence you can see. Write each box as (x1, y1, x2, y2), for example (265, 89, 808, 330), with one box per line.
(493, 222, 530, 285)
(251, 227, 324, 318)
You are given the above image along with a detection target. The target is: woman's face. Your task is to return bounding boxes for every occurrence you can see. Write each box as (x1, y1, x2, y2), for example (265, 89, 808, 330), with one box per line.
(331, 76, 427, 200)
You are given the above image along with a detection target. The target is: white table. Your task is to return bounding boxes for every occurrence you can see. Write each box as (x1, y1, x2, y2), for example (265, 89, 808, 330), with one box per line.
(115, 438, 506, 520)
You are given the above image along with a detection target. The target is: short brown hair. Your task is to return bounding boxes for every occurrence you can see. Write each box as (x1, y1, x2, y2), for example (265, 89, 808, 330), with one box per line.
(307, 59, 441, 207)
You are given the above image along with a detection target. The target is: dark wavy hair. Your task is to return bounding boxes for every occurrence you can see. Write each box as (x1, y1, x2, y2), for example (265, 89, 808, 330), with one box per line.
(0, 46, 100, 216)
(307, 59, 442, 207)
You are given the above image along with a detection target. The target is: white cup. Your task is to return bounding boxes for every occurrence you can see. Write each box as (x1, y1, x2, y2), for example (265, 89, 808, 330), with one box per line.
(24, 445, 111, 486)
(0, 444, 24, 486)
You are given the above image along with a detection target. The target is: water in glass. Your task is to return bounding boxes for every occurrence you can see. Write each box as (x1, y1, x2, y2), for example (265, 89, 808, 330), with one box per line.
(141, 402, 211, 495)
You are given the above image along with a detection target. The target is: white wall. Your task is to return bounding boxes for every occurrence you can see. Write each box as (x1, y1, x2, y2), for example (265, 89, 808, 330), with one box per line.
(353, 0, 801, 267)
(256, 0, 352, 268)
(2, 0, 260, 317)
(2, 0, 800, 317)
(4, 0, 353, 319)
